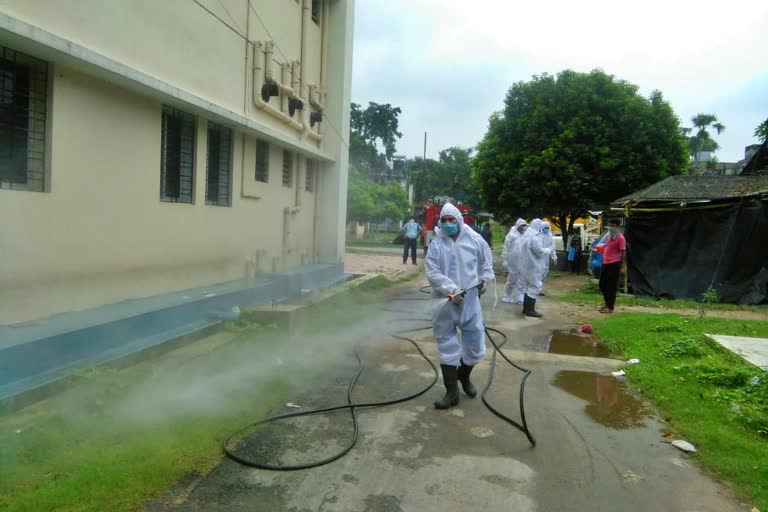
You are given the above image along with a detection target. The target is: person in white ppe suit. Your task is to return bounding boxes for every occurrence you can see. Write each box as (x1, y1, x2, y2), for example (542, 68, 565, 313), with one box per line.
(502, 218, 527, 303)
(425, 203, 495, 410)
(519, 218, 552, 318)
(540, 221, 558, 288)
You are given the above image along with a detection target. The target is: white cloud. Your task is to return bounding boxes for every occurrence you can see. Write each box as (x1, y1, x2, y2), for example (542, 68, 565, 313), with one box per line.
(353, 0, 768, 161)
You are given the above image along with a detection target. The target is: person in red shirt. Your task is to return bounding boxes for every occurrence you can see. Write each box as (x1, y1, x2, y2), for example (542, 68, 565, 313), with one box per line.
(599, 219, 626, 313)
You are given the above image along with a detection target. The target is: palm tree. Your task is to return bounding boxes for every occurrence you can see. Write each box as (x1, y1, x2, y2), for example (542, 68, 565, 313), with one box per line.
(690, 113, 726, 161)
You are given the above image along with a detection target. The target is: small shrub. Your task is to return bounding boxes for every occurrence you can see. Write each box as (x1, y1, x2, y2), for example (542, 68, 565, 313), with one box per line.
(663, 337, 705, 358)
(695, 363, 752, 388)
(652, 324, 684, 333)
(582, 278, 600, 294)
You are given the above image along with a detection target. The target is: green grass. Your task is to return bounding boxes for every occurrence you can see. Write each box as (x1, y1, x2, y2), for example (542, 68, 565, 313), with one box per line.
(0, 282, 397, 512)
(595, 313, 768, 508)
(345, 231, 399, 247)
(560, 277, 765, 313)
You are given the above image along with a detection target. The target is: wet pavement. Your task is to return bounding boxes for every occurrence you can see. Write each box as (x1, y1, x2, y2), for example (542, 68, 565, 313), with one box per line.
(144, 279, 744, 512)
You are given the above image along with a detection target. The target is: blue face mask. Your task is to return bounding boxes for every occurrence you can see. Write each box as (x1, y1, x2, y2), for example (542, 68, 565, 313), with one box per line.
(543, 228, 550, 234)
(442, 222, 459, 237)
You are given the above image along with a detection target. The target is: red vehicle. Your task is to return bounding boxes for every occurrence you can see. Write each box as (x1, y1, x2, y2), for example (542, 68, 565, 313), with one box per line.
(420, 199, 475, 253)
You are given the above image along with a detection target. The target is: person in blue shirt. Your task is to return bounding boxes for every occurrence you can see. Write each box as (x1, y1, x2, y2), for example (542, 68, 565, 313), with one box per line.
(401, 218, 422, 265)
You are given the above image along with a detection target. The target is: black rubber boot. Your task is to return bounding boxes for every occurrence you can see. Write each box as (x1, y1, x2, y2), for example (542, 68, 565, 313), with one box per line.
(457, 360, 477, 398)
(521, 294, 532, 316)
(434, 364, 460, 409)
(524, 295, 543, 318)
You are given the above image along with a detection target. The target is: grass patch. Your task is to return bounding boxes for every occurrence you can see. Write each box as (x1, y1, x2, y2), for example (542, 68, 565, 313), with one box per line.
(594, 313, 768, 508)
(0, 285, 391, 512)
(345, 231, 399, 247)
(561, 278, 765, 313)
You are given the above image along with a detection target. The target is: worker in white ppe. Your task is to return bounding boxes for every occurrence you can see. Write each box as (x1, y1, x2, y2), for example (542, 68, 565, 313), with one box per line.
(424, 203, 495, 410)
(518, 218, 552, 317)
(502, 218, 527, 303)
(540, 221, 558, 286)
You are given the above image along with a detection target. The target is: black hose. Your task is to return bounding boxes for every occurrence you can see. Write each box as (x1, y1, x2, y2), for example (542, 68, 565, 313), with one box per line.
(222, 288, 536, 470)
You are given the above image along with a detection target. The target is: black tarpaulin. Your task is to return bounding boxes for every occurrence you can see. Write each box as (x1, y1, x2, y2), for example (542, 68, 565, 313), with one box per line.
(626, 198, 768, 304)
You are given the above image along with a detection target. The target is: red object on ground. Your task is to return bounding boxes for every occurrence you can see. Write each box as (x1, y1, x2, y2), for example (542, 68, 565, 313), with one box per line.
(577, 324, 594, 334)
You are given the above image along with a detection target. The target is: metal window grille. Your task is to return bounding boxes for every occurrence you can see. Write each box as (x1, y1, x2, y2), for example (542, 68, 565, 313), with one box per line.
(282, 150, 293, 187)
(205, 122, 232, 206)
(0, 46, 48, 192)
(160, 105, 195, 203)
(305, 159, 315, 192)
(255, 139, 269, 183)
(311, 0, 321, 24)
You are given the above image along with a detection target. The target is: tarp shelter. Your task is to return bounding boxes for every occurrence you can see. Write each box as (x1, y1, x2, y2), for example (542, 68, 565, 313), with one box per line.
(611, 171, 768, 305)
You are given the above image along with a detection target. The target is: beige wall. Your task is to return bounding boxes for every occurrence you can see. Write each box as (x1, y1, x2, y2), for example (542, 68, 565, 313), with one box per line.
(0, 67, 319, 322)
(0, 0, 352, 324)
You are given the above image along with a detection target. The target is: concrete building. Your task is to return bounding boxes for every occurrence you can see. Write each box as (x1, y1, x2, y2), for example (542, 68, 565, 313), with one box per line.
(0, 0, 355, 325)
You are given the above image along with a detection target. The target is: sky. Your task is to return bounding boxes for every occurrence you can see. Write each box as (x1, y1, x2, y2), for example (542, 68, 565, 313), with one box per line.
(351, 0, 768, 163)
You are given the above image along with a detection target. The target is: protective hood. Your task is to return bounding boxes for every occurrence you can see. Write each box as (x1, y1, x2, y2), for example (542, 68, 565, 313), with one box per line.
(541, 221, 554, 247)
(436, 203, 464, 231)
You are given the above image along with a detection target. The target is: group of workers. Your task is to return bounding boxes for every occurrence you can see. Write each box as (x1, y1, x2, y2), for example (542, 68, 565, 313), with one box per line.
(501, 218, 557, 317)
(419, 202, 626, 411)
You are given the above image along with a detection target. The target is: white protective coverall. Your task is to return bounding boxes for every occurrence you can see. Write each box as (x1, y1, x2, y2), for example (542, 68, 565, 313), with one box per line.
(519, 219, 552, 299)
(502, 218, 527, 302)
(425, 203, 495, 367)
(541, 221, 558, 280)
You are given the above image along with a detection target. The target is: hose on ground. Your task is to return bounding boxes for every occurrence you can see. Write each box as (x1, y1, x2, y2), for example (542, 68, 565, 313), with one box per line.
(222, 289, 536, 470)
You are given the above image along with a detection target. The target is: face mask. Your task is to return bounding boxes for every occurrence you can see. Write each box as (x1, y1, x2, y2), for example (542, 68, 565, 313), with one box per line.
(543, 228, 550, 234)
(442, 222, 459, 236)
(521, 225, 528, 233)
(609, 227, 619, 236)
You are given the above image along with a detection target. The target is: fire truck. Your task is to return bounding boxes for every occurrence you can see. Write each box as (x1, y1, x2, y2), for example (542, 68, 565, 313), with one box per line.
(419, 197, 476, 253)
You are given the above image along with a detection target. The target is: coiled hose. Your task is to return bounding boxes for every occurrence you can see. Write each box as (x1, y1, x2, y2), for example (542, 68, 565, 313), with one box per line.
(222, 287, 536, 470)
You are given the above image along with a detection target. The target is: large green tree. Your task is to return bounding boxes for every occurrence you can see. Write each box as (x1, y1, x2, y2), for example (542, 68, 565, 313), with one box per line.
(346, 101, 409, 224)
(472, 69, 688, 235)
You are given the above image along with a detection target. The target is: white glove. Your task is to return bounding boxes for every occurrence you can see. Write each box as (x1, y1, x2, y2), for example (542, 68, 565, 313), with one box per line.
(551, 252, 558, 264)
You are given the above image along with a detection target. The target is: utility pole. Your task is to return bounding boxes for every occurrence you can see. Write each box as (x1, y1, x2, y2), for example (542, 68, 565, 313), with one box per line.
(421, 131, 427, 207)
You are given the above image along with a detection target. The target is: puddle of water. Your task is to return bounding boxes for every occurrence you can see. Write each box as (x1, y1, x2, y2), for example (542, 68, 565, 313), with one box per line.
(544, 330, 610, 358)
(552, 370, 652, 429)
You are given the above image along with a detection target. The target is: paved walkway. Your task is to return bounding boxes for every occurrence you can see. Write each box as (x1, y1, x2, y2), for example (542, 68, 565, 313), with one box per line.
(145, 278, 742, 512)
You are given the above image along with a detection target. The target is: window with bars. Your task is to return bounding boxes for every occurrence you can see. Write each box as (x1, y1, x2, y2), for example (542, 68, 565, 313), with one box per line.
(282, 150, 293, 187)
(205, 122, 232, 206)
(160, 106, 195, 203)
(0, 46, 48, 192)
(305, 159, 315, 192)
(311, 0, 321, 24)
(255, 139, 269, 183)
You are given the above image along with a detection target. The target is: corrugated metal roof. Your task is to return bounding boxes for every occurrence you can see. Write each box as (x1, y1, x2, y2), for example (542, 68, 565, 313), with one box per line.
(612, 175, 768, 205)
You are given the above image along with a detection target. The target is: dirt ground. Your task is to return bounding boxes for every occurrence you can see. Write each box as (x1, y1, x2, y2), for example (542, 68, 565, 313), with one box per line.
(143, 261, 756, 512)
(344, 251, 423, 280)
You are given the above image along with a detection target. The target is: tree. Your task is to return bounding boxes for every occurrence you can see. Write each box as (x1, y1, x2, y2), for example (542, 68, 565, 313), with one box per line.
(472, 69, 688, 236)
(408, 147, 480, 207)
(346, 101, 409, 225)
(350, 102, 403, 160)
(755, 117, 768, 143)
(685, 113, 726, 161)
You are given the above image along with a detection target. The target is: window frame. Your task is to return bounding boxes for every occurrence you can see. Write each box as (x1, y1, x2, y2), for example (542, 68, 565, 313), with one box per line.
(282, 149, 293, 187)
(255, 139, 269, 183)
(160, 105, 196, 204)
(305, 159, 315, 192)
(205, 121, 233, 207)
(0, 46, 49, 193)
(311, 0, 321, 25)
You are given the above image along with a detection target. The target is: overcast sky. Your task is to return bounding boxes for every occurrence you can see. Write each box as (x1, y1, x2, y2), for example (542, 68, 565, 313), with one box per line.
(351, 0, 768, 163)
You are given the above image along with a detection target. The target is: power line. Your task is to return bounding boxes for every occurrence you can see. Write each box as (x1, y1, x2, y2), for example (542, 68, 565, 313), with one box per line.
(215, 0, 244, 35)
(191, 0, 247, 42)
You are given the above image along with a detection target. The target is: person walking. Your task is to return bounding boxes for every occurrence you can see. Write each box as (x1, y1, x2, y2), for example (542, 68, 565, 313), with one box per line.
(481, 223, 493, 250)
(424, 203, 494, 410)
(401, 218, 422, 265)
(599, 219, 626, 314)
(502, 218, 527, 303)
(568, 229, 583, 275)
(518, 219, 553, 317)
(540, 221, 557, 290)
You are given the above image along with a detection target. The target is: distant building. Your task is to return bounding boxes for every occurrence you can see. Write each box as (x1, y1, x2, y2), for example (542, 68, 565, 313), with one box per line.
(0, 1, 354, 324)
